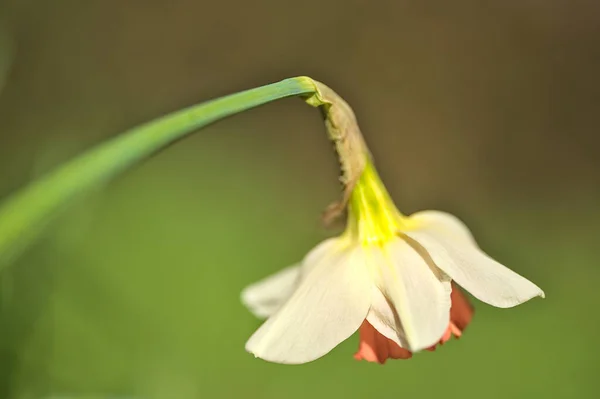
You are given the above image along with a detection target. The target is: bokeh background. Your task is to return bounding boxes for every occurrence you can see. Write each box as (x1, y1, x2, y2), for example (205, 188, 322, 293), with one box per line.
(0, 1, 599, 398)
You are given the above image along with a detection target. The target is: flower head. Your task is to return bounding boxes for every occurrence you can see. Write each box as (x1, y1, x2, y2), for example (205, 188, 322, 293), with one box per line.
(241, 81, 543, 365)
(241, 159, 544, 364)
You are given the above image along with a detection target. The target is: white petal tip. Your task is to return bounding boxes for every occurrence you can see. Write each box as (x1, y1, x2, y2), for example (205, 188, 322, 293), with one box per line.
(240, 289, 271, 319)
(239, 287, 256, 307)
(492, 287, 545, 308)
(244, 346, 310, 365)
(404, 337, 440, 353)
(239, 265, 302, 319)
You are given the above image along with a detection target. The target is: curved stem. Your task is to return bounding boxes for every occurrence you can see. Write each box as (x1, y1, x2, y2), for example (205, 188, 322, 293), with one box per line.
(0, 77, 317, 269)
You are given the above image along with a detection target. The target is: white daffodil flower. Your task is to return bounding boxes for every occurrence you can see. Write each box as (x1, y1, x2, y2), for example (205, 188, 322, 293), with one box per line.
(241, 160, 544, 365)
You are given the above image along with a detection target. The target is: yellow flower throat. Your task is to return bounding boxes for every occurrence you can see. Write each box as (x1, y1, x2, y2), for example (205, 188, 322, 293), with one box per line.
(347, 159, 408, 246)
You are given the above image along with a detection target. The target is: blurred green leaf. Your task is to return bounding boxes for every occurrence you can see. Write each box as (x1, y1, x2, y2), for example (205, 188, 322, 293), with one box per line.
(0, 77, 315, 271)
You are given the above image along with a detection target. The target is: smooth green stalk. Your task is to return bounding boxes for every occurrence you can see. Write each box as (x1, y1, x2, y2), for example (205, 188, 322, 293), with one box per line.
(0, 76, 317, 269)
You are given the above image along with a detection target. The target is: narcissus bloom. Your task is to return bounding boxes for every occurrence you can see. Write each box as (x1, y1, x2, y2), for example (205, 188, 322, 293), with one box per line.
(242, 160, 544, 364)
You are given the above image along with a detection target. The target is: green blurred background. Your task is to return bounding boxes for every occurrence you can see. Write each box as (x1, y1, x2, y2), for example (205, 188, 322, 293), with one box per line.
(0, 1, 598, 398)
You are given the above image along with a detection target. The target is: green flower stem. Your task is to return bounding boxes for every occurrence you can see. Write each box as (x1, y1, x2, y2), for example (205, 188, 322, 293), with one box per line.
(0, 76, 317, 269)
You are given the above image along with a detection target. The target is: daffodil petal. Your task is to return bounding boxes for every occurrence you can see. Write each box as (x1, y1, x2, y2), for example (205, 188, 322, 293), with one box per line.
(240, 238, 341, 320)
(241, 265, 300, 319)
(299, 237, 342, 276)
(373, 238, 452, 352)
(405, 213, 545, 308)
(409, 210, 476, 246)
(245, 244, 372, 364)
(366, 287, 407, 348)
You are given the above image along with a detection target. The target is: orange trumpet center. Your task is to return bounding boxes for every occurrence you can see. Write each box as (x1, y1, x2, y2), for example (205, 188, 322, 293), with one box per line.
(354, 283, 474, 364)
